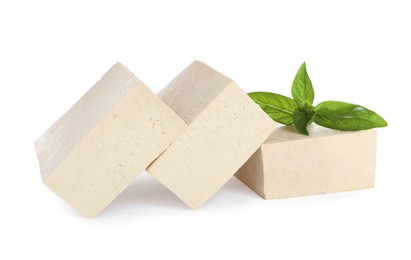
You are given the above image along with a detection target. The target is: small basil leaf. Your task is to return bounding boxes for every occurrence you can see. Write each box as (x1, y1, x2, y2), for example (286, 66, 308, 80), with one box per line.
(248, 92, 298, 125)
(314, 101, 388, 131)
(293, 108, 316, 135)
(291, 62, 315, 107)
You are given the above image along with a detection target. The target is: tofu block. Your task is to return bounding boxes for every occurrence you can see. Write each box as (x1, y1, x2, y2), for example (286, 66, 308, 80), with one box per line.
(35, 63, 187, 217)
(236, 125, 377, 199)
(147, 61, 278, 209)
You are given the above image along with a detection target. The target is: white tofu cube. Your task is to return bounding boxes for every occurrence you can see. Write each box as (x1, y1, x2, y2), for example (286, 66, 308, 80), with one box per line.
(147, 61, 278, 209)
(35, 63, 187, 217)
(236, 125, 377, 199)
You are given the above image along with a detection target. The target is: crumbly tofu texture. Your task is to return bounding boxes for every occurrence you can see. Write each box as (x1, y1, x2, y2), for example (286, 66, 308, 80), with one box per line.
(236, 125, 377, 199)
(147, 61, 277, 209)
(35, 63, 187, 217)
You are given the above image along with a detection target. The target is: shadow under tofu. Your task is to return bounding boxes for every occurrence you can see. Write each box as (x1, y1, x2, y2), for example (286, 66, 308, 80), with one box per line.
(100, 172, 187, 217)
(202, 176, 261, 211)
(67, 172, 263, 219)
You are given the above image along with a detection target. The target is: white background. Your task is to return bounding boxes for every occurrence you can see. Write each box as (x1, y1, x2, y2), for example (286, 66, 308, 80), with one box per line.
(1, 0, 410, 259)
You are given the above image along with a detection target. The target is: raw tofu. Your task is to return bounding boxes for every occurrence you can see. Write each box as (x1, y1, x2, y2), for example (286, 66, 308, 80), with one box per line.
(147, 61, 278, 209)
(35, 63, 187, 217)
(236, 125, 377, 199)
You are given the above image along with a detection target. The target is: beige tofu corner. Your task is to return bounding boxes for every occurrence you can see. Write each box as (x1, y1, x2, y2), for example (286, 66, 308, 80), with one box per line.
(236, 125, 377, 199)
(35, 63, 187, 217)
(147, 61, 278, 209)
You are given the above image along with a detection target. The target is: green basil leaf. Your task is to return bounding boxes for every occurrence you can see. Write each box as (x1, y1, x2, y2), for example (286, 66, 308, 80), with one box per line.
(314, 101, 388, 131)
(291, 62, 315, 107)
(293, 108, 316, 135)
(248, 92, 298, 125)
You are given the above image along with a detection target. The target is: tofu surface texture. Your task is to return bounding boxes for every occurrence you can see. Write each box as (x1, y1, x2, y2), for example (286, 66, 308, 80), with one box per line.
(236, 125, 377, 199)
(35, 63, 187, 217)
(147, 60, 277, 209)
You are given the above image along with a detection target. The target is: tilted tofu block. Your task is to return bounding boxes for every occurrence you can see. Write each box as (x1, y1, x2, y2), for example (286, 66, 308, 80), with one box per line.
(236, 125, 377, 199)
(147, 61, 278, 209)
(35, 63, 187, 217)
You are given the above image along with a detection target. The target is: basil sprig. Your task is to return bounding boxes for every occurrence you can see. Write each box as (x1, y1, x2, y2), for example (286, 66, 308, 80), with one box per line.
(249, 62, 388, 135)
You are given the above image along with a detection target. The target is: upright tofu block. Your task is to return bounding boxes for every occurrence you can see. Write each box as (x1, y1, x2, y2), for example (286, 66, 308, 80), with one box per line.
(147, 61, 278, 209)
(35, 63, 187, 217)
(236, 125, 377, 199)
